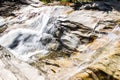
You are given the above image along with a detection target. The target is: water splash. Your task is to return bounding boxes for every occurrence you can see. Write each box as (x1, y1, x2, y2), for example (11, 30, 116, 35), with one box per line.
(0, 6, 72, 61)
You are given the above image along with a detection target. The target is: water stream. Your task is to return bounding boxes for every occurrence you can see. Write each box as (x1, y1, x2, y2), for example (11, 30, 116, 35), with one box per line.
(0, 3, 120, 80)
(0, 6, 72, 61)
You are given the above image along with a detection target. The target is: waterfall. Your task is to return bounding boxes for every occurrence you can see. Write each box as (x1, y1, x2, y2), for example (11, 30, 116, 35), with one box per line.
(0, 6, 72, 61)
(0, 2, 120, 80)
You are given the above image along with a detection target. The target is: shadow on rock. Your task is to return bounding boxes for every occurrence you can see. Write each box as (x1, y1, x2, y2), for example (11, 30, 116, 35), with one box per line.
(73, 1, 120, 12)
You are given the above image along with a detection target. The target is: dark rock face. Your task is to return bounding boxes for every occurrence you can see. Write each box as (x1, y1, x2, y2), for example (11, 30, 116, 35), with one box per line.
(55, 20, 97, 51)
(0, 0, 39, 4)
(0, 23, 7, 33)
(9, 34, 23, 49)
(40, 34, 53, 45)
(0, 1, 21, 16)
(0, 0, 40, 16)
(73, 1, 114, 12)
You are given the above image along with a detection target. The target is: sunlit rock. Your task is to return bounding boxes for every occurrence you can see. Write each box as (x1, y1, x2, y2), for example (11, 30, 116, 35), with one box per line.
(0, 45, 45, 80)
(0, 1, 120, 80)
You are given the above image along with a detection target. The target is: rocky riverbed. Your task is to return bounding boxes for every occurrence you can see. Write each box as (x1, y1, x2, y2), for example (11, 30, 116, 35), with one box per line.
(0, 0, 120, 80)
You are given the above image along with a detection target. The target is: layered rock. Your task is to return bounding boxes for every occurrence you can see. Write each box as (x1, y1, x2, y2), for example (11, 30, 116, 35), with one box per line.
(0, 1, 120, 80)
(0, 45, 44, 80)
(28, 9, 120, 80)
(69, 40, 120, 80)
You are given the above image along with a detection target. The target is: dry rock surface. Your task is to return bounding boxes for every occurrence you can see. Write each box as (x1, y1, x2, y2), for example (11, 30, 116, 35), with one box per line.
(0, 45, 44, 80)
(0, 1, 120, 80)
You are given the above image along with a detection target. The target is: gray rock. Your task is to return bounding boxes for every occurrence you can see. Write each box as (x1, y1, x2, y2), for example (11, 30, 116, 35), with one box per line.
(61, 33, 79, 50)
(76, 1, 113, 11)
(19, 0, 40, 4)
(40, 33, 53, 45)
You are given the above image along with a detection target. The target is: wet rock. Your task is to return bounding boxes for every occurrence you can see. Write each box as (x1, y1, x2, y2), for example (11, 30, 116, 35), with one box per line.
(0, 1, 20, 16)
(0, 23, 7, 33)
(80, 2, 113, 12)
(19, 0, 40, 4)
(60, 33, 79, 50)
(0, 2, 120, 80)
(40, 34, 53, 45)
(0, 0, 40, 4)
(0, 6, 73, 60)
(0, 22, 6, 28)
(73, 1, 117, 12)
(59, 20, 93, 30)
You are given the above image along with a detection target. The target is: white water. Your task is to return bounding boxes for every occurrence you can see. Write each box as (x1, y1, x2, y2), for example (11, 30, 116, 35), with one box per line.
(0, 3, 120, 80)
(0, 6, 72, 61)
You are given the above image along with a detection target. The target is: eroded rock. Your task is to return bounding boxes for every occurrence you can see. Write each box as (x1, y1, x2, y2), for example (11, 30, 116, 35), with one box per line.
(69, 40, 120, 80)
(0, 1, 120, 80)
(0, 45, 45, 80)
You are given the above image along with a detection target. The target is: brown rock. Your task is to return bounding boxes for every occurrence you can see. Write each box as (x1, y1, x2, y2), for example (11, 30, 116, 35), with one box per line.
(69, 40, 120, 80)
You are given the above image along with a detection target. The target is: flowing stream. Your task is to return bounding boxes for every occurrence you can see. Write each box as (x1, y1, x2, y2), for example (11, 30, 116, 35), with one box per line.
(0, 6, 72, 61)
(0, 3, 120, 80)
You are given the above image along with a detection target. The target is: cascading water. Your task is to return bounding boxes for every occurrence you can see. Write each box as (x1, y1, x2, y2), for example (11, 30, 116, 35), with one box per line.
(0, 1, 120, 79)
(0, 6, 72, 61)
